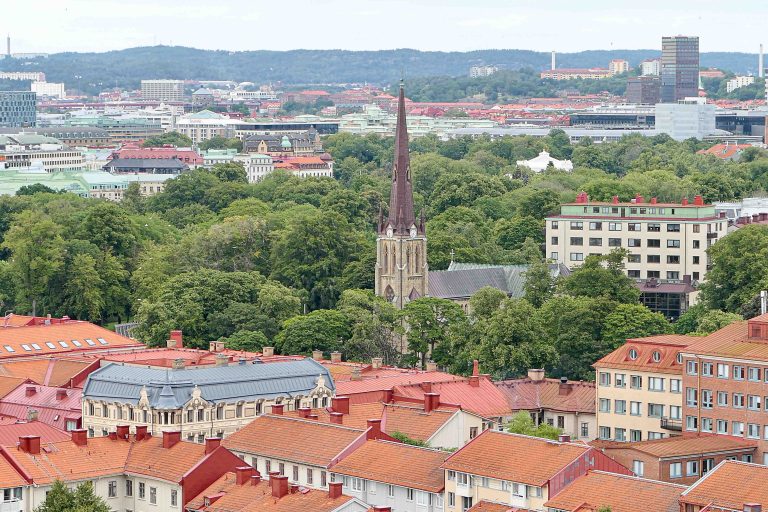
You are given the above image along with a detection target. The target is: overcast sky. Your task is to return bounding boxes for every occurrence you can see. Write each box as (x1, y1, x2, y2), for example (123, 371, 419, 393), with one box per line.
(6, 0, 767, 54)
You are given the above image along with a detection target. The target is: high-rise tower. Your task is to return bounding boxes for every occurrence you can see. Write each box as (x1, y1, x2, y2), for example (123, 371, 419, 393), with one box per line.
(660, 36, 700, 103)
(375, 81, 428, 309)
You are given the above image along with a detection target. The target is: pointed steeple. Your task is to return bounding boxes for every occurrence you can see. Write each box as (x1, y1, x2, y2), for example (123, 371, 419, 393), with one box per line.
(383, 80, 419, 235)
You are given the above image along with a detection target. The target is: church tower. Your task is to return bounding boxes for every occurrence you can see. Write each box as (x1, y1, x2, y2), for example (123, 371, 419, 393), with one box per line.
(375, 82, 428, 309)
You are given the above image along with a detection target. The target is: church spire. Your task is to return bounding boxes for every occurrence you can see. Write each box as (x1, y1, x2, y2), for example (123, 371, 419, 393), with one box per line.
(384, 80, 419, 235)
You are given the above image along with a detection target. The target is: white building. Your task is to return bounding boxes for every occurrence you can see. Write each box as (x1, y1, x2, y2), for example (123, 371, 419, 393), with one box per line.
(0, 134, 85, 173)
(726, 75, 755, 93)
(641, 59, 661, 76)
(515, 150, 573, 173)
(654, 99, 718, 141)
(140, 79, 185, 102)
(340, 104, 496, 138)
(173, 110, 239, 144)
(234, 153, 274, 183)
(609, 59, 630, 75)
(470, 65, 499, 78)
(30, 81, 65, 98)
(0, 71, 45, 81)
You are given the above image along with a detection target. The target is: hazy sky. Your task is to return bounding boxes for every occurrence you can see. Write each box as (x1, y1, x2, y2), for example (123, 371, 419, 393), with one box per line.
(6, 0, 767, 54)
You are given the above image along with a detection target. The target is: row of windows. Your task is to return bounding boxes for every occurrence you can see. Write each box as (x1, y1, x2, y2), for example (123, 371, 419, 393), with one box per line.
(599, 398, 680, 420)
(555, 220, 719, 231)
(685, 415, 768, 441)
(108, 479, 178, 507)
(686, 361, 768, 381)
(3, 337, 108, 353)
(447, 471, 542, 498)
(561, 237, 690, 249)
(599, 372, 682, 391)
(686, 387, 768, 412)
(599, 426, 665, 442)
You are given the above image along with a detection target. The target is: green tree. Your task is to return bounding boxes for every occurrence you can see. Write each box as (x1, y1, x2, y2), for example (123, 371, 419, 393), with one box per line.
(523, 261, 555, 308)
(276, 309, 351, 355)
(34, 480, 110, 512)
(675, 303, 741, 335)
(401, 297, 466, 367)
(78, 202, 137, 258)
(336, 289, 401, 364)
(218, 330, 269, 352)
(16, 183, 57, 196)
(506, 411, 562, 440)
(142, 131, 193, 147)
(602, 303, 673, 347)
(559, 250, 640, 304)
(494, 216, 543, 251)
(468, 287, 508, 319)
(209, 162, 248, 183)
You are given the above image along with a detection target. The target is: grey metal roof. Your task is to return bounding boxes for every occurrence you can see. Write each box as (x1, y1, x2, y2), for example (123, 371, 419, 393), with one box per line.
(103, 158, 189, 171)
(428, 263, 570, 300)
(83, 358, 334, 409)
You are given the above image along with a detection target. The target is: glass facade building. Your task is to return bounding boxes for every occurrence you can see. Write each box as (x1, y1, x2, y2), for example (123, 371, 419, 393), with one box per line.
(0, 91, 36, 127)
(661, 36, 700, 103)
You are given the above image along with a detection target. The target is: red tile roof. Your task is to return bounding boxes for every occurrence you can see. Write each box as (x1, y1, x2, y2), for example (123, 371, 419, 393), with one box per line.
(335, 371, 462, 396)
(394, 377, 512, 418)
(442, 430, 590, 486)
(222, 415, 367, 468)
(331, 440, 449, 492)
(0, 453, 27, 488)
(697, 144, 752, 160)
(594, 335, 697, 374)
(0, 358, 95, 387)
(598, 434, 756, 459)
(682, 315, 768, 362)
(543, 471, 685, 512)
(0, 420, 70, 446)
(680, 460, 768, 509)
(186, 471, 357, 512)
(495, 378, 595, 414)
(0, 321, 142, 359)
(468, 502, 527, 512)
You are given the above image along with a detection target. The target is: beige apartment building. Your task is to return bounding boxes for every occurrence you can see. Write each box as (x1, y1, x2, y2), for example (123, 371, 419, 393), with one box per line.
(546, 192, 725, 319)
(593, 334, 696, 443)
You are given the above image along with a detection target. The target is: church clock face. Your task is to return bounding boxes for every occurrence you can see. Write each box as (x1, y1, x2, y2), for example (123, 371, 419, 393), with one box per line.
(387, 227, 393, 238)
(410, 227, 417, 238)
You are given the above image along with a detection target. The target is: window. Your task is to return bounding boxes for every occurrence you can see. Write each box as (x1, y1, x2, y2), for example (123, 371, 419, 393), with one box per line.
(589, 237, 602, 246)
(717, 420, 728, 434)
(265, 460, 271, 473)
(551, 236, 558, 245)
(550, 252, 559, 260)
(306, 468, 313, 485)
(702, 417, 713, 432)
(703, 458, 715, 474)
(647, 223, 661, 232)
(581, 422, 589, 438)
(570, 221, 583, 230)
(748, 423, 761, 439)
(748, 395, 761, 411)
(670, 462, 682, 479)
(667, 240, 680, 248)
(627, 270, 641, 278)
(609, 222, 622, 231)
(407, 488, 415, 502)
(686, 415, 698, 431)
(599, 372, 611, 386)
(686, 388, 698, 407)
(279, 463, 285, 475)
(608, 238, 622, 247)
(150, 487, 157, 505)
(387, 484, 395, 497)
(615, 373, 625, 387)
(630, 429, 642, 442)
(589, 222, 602, 230)
(686, 461, 699, 476)
(633, 460, 644, 477)
(647, 270, 660, 278)
(557, 415, 565, 429)
(551, 221, 558, 229)
(733, 422, 745, 436)
(630, 375, 642, 389)
(570, 252, 584, 262)
(693, 240, 700, 249)
(647, 432, 663, 440)
(628, 254, 641, 263)
(749, 367, 761, 381)
(292, 465, 299, 482)
(649, 377, 664, 391)
(648, 404, 664, 418)
(448, 492, 455, 508)
(126, 480, 133, 497)
(734, 393, 745, 408)
(628, 223, 641, 231)
(615, 400, 626, 415)
(686, 361, 698, 375)
(108, 481, 117, 498)
(670, 379, 681, 393)
(630, 401, 641, 416)
(351, 478, 365, 492)
(702, 362, 713, 376)
(139, 483, 145, 500)
(667, 271, 680, 280)
(627, 238, 641, 248)
(717, 363, 729, 379)
(570, 237, 583, 246)
(599, 426, 611, 440)
(667, 255, 680, 264)
(734, 366, 746, 380)
(599, 399, 611, 413)
(693, 224, 701, 233)
(615, 428, 626, 441)
(669, 406, 682, 420)
(648, 239, 661, 248)
(667, 224, 681, 232)
(702, 389, 713, 408)
(628, 349, 638, 360)
(416, 490, 428, 506)
(321, 471, 327, 487)
(511, 483, 525, 497)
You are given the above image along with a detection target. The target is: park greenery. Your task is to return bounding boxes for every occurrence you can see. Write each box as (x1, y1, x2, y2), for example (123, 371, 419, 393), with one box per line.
(0, 130, 764, 380)
(34, 480, 111, 512)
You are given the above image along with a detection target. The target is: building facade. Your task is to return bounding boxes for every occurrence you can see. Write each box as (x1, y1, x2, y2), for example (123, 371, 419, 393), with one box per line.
(0, 92, 36, 127)
(141, 79, 185, 101)
(594, 335, 695, 443)
(655, 99, 717, 141)
(661, 36, 700, 103)
(609, 59, 630, 75)
(725, 76, 755, 93)
(234, 153, 274, 183)
(30, 81, 65, 98)
(626, 76, 661, 105)
(641, 58, 661, 76)
(375, 83, 428, 310)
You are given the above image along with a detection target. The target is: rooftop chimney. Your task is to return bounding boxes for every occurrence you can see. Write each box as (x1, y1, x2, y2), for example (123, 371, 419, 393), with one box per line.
(575, 191, 588, 204)
(19, 435, 40, 455)
(26, 409, 38, 422)
(262, 346, 274, 357)
(172, 358, 185, 370)
(635, 194, 644, 204)
(236, 466, 254, 485)
(420, 382, 432, 393)
(527, 369, 545, 382)
(744, 505, 762, 512)
(162, 430, 181, 449)
(328, 482, 343, 499)
(135, 425, 148, 441)
(332, 396, 350, 415)
(25, 386, 36, 397)
(271, 474, 289, 499)
(425, 361, 438, 372)
(424, 392, 440, 413)
(330, 412, 343, 424)
(205, 437, 221, 454)
(682, 197, 689, 206)
(330, 351, 342, 363)
(650, 197, 657, 204)
(373, 507, 392, 512)
(116, 425, 130, 440)
(366, 419, 383, 440)
(559, 376, 572, 395)
(298, 407, 311, 419)
(469, 360, 480, 387)
(351, 367, 362, 381)
(312, 350, 323, 361)
(558, 434, 571, 443)
(215, 354, 229, 367)
(612, 195, 619, 204)
(271, 404, 284, 415)
(170, 330, 183, 348)
(372, 357, 383, 369)
(55, 389, 68, 400)
(693, 195, 704, 206)
(251, 473, 261, 486)
(71, 429, 87, 446)
(209, 341, 225, 353)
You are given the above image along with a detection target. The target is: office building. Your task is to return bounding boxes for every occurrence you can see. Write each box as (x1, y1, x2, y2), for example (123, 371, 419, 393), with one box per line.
(661, 36, 700, 102)
(140, 79, 185, 101)
(30, 81, 65, 98)
(0, 91, 36, 127)
(469, 65, 499, 78)
(626, 76, 661, 104)
(0, 133, 84, 172)
(540, 68, 612, 80)
(655, 99, 717, 141)
(641, 58, 661, 76)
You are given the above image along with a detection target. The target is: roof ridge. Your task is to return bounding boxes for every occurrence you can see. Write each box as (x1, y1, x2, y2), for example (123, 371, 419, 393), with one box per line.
(588, 469, 688, 488)
(373, 439, 451, 454)
(263, 414, 366, 432)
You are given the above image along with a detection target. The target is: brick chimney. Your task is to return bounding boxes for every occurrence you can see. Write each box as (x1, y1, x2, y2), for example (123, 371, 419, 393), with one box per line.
(330, 412, 343, 424)
(172, 358, 185, 370)
(251, 473, 261, 486)
(236, 466, 254, 485)
(328, 482, 343, 499)
(170, 330, 183, 348)
(307, 414, 319, 420)
(372, 357, 383, 369)
(262, 346, 274, 357)
(271, 474, 289, 498)
(424, 393, 440, 413)
(744, 505, 762, 512)
(27, 409, 38, 422)
(694, 194, 704, 206)
(650, 197, 657, 204)
(312, 350, 323, 361)
(71, 429, 87, 446)
(612, 195, 619, 204)
(682, 197, 689, 206)
(469, 360, 480, 387)
(135, 425, 148, 441)
(330, 351, 342, 363)
(56, 389, 68, 400)
(19, 435, 40, 455)
(116, 425, 130, 440)
(298, 407, 311, 418)
(331, 396, 350, 415)
(420, 382, 432, 393)
(558, 434, 571, 443)
(25, 386, 36, 397)
(373, 508, 392, 512)
(271, 404, 284, 415)
(559, 376, 572, 395)
(635, 194, 643, 204)
(162, 430, 181, 449)
(366, 419, 383, 440)
(527, 369, 545, 382)
(215, 354, 229, 367)
(108, 431, 117, 440)
(351, 368, 362, 381)
(425, 361, 438, 372)
(205, 437, 221, 454)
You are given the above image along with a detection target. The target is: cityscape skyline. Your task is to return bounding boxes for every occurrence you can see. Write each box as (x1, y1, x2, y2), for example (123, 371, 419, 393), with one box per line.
(6, 0, 768, 54)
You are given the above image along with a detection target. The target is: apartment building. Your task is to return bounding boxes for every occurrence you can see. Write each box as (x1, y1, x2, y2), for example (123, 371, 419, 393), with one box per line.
(594, 334, 696, 443)
(81, 358, 335, 439)
(140, 79, 185, 102)
(440, 430, 630, 512)
(680, 313, 768, 464)
(173, 110, 238, 144)
(234, 153, 274, 183)
(0, 91, 36, 128)
(331, 440, 449, 512)
(546, 192, 725, 318)
(0, 133, 85, 172)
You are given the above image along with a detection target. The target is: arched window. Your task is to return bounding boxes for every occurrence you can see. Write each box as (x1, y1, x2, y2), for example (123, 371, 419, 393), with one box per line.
(383, 245, 389, 274)
(385, 285, 395, 302)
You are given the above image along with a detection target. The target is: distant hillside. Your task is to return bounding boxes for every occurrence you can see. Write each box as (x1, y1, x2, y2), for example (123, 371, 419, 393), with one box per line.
(0, 46, 760, 94)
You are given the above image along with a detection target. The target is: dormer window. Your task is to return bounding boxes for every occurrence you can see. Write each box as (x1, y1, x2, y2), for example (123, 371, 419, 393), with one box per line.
(628, 348, 638, 360)
(651, 351, 661, 363)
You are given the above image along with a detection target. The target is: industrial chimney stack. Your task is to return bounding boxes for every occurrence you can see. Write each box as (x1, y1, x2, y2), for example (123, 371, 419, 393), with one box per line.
(6, 35, 9, 58)
(551, 50, 556, 70)
(759, 44, 764, 79)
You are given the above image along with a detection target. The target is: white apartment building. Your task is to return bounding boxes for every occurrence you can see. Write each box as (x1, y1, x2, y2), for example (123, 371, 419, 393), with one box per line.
(469, 65, 499, 78)
(0, 71, 45, 81)
(726, 75, 755, 93)
(641, 59, 661, 76)
(609, 59, 630, 75)
(30, 81, 65, 98)
(172, 110, 238, 143)
(234, 153, 274, 183)
(140, 79, 185, 102)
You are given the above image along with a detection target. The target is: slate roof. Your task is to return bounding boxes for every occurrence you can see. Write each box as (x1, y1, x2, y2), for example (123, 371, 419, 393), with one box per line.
(83, 359, 334, 408)
(428, 263, 569, 300)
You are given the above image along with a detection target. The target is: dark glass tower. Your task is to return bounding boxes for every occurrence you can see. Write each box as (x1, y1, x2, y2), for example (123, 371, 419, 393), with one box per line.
(661, 36, 700, 103)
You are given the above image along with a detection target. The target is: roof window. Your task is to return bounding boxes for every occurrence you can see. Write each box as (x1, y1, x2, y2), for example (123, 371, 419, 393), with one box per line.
(45, 342, 56, 349)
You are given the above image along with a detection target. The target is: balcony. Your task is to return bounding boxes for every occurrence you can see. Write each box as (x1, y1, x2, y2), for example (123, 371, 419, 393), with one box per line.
(660, 417, 682, 431)
(707, 232, 718, 239)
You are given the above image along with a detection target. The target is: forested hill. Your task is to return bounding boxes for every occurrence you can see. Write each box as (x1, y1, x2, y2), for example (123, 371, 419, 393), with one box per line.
(0, 46, 760, 92)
